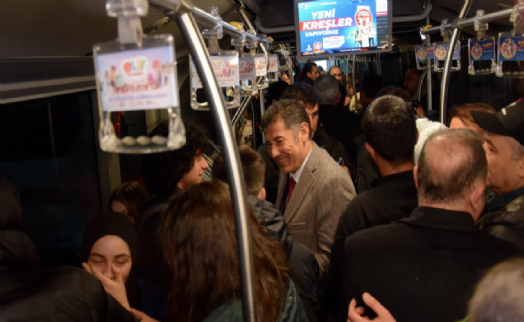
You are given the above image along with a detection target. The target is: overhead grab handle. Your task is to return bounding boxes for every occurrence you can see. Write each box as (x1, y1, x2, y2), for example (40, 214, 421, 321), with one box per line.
(468, 10, 496, 75)
(415, 25, 435, 71)
(433, 19, 461, 73)
(93, 0, 185, 153)
(496, 0, 524, 78)
(190, 6, 241, 111)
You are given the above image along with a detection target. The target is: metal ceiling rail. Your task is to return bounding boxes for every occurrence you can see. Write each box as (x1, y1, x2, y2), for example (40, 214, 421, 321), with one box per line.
(422, 5, 524, 35)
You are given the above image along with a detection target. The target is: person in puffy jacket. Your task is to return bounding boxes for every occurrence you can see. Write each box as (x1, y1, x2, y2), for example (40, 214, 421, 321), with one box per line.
(0, 175, 135, 322)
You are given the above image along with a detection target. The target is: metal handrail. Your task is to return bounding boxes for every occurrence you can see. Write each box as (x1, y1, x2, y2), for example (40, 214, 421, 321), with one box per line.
(439, 0, 473, 124)
(154, 1, 258, 321)
(422, 5, 524, 35)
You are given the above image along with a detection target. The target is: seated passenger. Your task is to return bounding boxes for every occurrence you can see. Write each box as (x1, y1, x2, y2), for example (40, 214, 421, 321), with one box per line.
(81, 212, 142, 310)
(449, 103, 496, 134)
(314, 75, 361, 168)
(281, 81, 352, 175)
(0, 176, 135, 322)
(213, 146, 319, 315)
(132, 181, 310, 322)
(109, 181, 151, 224)
(136, 122, 209, 319)
(261, 99, 356, 274)
(338, 129, 523, 322)
(327, 95, 419, 318)
(471, 100, 524, 248)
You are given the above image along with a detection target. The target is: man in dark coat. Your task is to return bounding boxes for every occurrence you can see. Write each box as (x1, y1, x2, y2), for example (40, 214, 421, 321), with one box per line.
(472, 100, 524, 248)
(327, 95, 419, 318)
(0, 176, 135, 322)
(338, 129, 524, 322)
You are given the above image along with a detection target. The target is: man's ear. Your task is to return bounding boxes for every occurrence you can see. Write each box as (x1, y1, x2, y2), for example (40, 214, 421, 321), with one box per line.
(469, 183, 486, 222)
(257, 188, 267, 201)
(413, 166, 419, 190)
(365, 142, 377, 162)
(299, 122, 310, 142)
(517, 155, 524, 179)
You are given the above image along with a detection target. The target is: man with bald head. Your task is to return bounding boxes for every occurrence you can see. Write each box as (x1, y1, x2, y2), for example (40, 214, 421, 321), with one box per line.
(337, 129, 523, 322)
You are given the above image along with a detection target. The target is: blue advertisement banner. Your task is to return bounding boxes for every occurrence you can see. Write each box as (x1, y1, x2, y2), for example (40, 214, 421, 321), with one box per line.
(415, 46, 434, 64)
(297, 0, 389, 56)
(469, 39, 495, 62)
(434, 43, 461, 62)
(498, 36, 524, 61)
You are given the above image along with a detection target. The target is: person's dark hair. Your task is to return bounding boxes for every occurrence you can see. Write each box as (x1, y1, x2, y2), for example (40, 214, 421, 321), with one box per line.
(142, 122, 208, 199)
(376, 85, 412, 102)
(0, 176, 40, 269)
(261, 99, 312, 139)
(313, 75, 339, 105)
(213, 146, 266, 196)
(418, 129, 488, 204)
(109, 181, 151, 224)
(281, 81, 318, 108)
(469, 258, 524, 322)
(303, 62, 317, 76)
(163, 180, 289, 322)
(362, 95, 417, 164)
(360, 74, 383, 99)
(266, 81, 290, 104)
(448, 103, 496, 126)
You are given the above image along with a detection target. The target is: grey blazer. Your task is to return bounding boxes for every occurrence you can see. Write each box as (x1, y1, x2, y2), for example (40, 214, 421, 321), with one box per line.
(276, 142, 356, 273)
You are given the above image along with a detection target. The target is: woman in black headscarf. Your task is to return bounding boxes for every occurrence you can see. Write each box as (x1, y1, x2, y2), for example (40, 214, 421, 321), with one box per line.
(81, 212, 142, 310)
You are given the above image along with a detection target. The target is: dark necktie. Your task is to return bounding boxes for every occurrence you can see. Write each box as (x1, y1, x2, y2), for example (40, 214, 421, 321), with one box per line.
(285, 177, 296, 211)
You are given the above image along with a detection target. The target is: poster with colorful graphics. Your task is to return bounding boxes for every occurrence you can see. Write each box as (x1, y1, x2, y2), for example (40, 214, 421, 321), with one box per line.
(269, 55, 280, 73)
(434, 42, 461, 61)
(297, 0, 389, 56)
(415, 46, 434, 64)
(191, 55, 240, 89)
(96, 46, 177, 112)
(239, 57, 255, 81)
(469, 39, 495, 61)
(255, 56, 268, 76)
(498, 36, 524, 61)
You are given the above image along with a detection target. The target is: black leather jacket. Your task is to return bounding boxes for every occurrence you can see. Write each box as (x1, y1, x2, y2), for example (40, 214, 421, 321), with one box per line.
(477, 194, 524, 249)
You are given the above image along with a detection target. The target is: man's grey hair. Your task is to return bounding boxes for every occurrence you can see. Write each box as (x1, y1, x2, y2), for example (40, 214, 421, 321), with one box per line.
(313, 75, 339, 105)
(418, 128, 487, 205)
(261, 99, 312, 139)
(469, 258, 524, 322)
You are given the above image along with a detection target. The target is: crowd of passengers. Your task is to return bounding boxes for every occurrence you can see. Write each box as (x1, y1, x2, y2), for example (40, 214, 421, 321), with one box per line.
(2, 63, 524, 322)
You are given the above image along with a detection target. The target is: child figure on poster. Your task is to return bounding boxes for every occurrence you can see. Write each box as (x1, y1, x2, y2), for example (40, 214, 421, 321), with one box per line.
(366, 20, 376, 47)
(347, 22, 364, 48)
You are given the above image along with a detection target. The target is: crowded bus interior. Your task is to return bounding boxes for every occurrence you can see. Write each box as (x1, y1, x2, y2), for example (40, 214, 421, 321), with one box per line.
(4, 0, 524, 321)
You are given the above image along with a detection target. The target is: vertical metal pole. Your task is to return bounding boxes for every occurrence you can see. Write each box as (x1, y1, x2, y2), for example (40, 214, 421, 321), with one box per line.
(376, 53, 381, 75)
(251, 102, 256, 148)
(175, 11, 257, 322)
(352, 55, 356, 92)
(418, 70, 427, 102)
(426, 15, 433, 111)
(439, 0, 472, 124)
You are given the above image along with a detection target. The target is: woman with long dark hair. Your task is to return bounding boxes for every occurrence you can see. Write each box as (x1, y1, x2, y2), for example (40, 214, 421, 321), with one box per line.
(109, 181, 151, 224)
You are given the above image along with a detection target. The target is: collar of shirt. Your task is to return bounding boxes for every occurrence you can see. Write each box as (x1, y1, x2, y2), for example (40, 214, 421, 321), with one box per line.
(487, 185, 524, 212)
(399, 207, 477, 233)
(290, 149, 312, 184)
(370, 170, 415, 189)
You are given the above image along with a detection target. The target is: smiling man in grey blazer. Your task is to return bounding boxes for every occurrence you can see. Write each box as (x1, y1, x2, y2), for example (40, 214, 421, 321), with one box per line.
(262, 99, 356, 273)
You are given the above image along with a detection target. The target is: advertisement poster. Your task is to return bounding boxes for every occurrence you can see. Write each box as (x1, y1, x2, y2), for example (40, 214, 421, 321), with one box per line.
(255, 56, 268, 76)
(269, 55, 280, 73)
(239, 57, 255, 81)
(415, 46, 434, 64)
(297, 0, 389, 56)
(191, 55, 240, 89)
(97, 46, 176, 112)
(469, 39, 495, 61)
(434, 42, 461, 61)
(498, 36, 524, 61)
